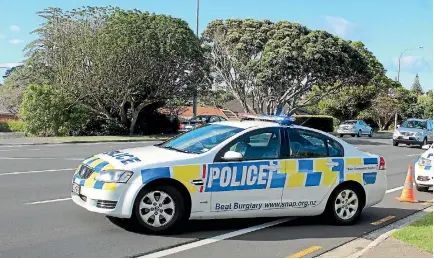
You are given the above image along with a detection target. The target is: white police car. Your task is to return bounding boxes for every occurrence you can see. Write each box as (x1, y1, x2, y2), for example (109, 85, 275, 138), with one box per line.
(71, 115, 387, 233)
(414, 144, 433, 192)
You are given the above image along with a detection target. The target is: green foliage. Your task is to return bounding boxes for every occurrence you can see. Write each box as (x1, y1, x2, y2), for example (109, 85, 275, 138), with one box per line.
(0, 120, 26, 132)
(19, 84, 90, 136)
(25, 6, 206, 135)
(203, 19, 372, 115)
(292, 115, 335, 132)
(411, 73, 423, 96)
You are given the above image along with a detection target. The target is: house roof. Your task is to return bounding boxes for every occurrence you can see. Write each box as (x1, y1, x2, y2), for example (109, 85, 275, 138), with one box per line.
(159, 106, 229, 119)
(222, 98, 313, 115)
(0, 103, 13, 115)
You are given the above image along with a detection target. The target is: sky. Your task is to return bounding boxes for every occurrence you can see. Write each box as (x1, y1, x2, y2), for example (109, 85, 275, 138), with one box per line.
(0, 0, 432, 91)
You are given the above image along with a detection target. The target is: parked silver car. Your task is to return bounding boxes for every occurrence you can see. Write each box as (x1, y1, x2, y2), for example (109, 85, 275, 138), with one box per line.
(337, 120, 373, 137)
(393, 118, 433, 148)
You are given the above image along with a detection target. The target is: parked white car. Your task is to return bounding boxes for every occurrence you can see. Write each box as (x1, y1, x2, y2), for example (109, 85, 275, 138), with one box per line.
(414, 144, 433, 192)
(337, 120, 373, 138)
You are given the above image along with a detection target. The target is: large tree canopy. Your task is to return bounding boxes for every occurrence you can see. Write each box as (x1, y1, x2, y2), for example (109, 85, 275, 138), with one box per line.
(202, 19, 373, 115)
(25, 6, 205, 134)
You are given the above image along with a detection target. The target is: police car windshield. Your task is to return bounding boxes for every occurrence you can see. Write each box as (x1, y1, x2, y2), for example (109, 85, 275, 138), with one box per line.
(159, 124, 244, 154)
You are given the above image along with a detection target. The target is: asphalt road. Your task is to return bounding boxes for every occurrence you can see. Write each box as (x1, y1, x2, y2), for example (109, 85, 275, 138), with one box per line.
(0, 138, 432, 258)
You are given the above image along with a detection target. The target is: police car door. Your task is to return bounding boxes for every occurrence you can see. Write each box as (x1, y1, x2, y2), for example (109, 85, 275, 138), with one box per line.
(280, 128, 344, 213)
(208, 127, 286, 215)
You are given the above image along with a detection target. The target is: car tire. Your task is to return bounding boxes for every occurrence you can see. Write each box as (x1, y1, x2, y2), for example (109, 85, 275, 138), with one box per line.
(368, 130, 373, 138)
(393, 141, 398, 146)
(325, 185, 363, 225)
(339, 134, 343, 138)
(133, 184, 187, 234)
(351, 134, 356, 137)
(357, 130, 361, 138)
(416, 184, 430, 192)
(419, 138, 427, 149)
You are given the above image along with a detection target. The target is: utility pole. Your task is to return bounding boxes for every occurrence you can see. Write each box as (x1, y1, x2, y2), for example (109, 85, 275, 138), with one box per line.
(395, 46, 423, 129)
(192, 0, 199, 120)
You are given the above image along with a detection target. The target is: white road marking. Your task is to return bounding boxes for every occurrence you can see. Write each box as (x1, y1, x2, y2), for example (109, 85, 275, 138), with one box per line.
(0, 148, 40, 152)
(26, 198, 72, 205)
(141, 217, 295, 258)
(386, 186, 404, 193)
(0, 168, 74, 176)
(406, 153, 422, 157)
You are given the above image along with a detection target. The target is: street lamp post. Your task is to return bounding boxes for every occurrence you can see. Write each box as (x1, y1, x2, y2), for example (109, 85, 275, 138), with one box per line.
(192, 0, 199, 120)
(395, 46, 424, 129)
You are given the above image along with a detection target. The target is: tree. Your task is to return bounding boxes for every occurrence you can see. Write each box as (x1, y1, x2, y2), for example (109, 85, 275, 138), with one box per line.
(411, 73, 423, 96)
(306, 41, 387, 120)
(202, 19, 372, 115)
(26, 7, 206, 134)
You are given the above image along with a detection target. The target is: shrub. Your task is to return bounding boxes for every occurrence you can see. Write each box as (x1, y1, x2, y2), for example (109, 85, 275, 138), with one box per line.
(0, 120, 26, 132)
(293, 115, 335, 132)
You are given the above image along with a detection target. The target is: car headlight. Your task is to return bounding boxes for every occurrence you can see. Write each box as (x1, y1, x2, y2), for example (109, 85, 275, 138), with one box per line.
(95, 170, 134, 183)
(418, 157, 432, 167)
(415, 132, 423, 136)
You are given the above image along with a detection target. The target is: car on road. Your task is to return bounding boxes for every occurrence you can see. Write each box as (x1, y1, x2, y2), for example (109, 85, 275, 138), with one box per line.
(337, 120, 373, 138)
(71, 115, 387, 233)
(393, 118, 433, 148)
(178, 115, 228, 132)
(414, 144, 433, 192)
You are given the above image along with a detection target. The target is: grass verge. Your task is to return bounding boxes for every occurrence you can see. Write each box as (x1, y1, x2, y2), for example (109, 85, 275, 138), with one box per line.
(392, 212, 433, 253)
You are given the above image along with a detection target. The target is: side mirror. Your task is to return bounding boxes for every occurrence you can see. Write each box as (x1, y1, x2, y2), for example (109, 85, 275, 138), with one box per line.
(222, 151, 243, 161)
(396, 125, 400, 129)
(422, 144, 431, 150)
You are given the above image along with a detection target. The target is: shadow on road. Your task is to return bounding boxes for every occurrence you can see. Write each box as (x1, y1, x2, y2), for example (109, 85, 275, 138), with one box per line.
(341, 138, 389, 146)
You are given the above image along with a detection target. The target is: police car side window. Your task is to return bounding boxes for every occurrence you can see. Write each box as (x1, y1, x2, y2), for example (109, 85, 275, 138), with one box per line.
(287, 129, 328, 158)
(326, 138, 344, 157)
(220, 128, 281, 161)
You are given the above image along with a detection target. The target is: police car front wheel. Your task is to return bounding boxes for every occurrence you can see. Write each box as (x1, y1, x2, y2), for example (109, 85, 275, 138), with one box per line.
(133, 185, 186, 233)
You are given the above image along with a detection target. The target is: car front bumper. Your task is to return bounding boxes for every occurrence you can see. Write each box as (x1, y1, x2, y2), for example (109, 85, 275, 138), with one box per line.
(393, 135, 425, 144)
(414, 164, 433, 187)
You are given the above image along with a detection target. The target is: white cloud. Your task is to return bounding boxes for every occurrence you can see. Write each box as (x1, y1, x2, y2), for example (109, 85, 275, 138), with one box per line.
(0, 63, 23, 68)
(9, 39, 23, 44)
(10, 25, 20, 32)
(323, 16, 355, 37)
(392, 56, 430, 70)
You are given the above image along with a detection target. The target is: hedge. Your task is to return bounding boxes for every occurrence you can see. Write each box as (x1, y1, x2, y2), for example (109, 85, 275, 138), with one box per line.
(0, 120, 26, 132)
(292, 115, 335, 133)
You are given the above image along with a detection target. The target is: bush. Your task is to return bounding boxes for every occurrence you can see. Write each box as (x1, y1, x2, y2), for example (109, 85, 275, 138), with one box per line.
(0, 120, 26, 132)
(19, 84, 90, 136)
(293, 115, 335, 133)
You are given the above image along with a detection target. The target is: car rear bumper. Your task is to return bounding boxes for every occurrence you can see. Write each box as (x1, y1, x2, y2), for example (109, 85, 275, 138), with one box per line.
(337, 130, 357, 134)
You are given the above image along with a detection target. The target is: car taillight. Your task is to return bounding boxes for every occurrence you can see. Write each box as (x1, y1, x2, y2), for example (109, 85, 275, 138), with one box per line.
(379, 156, 386, 170)
(179, 124, 184, 129)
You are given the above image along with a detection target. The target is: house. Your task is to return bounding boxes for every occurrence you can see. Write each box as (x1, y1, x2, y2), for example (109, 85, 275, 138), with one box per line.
(0, 104, 17, 121)
(158, 106, 237, 121)
(223, 98, 313, 116)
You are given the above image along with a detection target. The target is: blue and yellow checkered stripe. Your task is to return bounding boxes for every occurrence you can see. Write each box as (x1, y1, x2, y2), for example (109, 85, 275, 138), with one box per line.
(73, 157, 117, 191)
(280, 157, 378, 187)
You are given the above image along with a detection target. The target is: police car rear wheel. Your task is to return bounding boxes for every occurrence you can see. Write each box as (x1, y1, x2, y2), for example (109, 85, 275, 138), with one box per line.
(134, 185, 185, 233)
(328, 186, 362, 225)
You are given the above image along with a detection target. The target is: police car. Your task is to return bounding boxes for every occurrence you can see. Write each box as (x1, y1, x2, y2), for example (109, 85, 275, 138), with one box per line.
(71, 115, 387, 233)
(414, 144, 433, 192)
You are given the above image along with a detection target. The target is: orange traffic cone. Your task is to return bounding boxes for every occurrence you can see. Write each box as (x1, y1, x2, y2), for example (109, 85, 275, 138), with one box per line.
(396, 165, 418, 203)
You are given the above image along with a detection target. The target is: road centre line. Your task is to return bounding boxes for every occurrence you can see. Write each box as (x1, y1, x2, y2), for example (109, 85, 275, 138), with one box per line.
(371, 215, 396, 225)
(385, 186, 404, 193)
(0, 168, 75, 176)
(0, 148, 40, 152)
(286, 246, 322, 258)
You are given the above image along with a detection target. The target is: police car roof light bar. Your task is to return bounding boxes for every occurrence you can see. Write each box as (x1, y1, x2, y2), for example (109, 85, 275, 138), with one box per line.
(239, 113, 296, 126)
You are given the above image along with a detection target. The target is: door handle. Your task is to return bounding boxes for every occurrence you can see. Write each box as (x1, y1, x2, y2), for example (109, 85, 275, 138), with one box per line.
(191, 179, 204, 186)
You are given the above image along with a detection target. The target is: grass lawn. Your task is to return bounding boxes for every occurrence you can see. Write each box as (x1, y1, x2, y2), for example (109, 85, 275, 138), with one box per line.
(392, 212, 433, 253)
